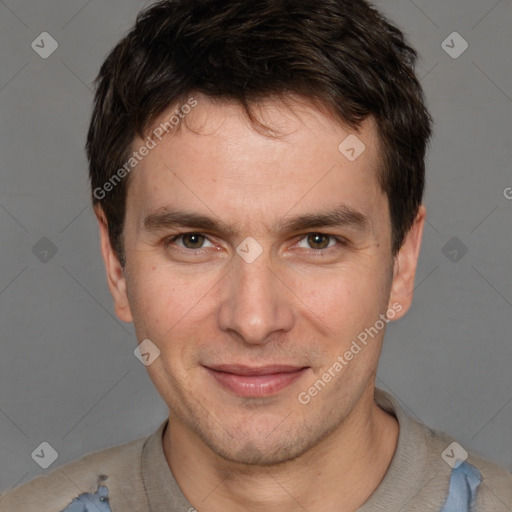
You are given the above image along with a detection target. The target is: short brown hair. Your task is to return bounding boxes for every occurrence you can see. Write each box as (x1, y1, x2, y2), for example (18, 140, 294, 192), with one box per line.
(86, 0, 433, 266)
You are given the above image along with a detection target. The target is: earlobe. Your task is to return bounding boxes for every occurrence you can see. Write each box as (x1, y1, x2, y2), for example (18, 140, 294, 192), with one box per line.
(94, 207, 133, 323)
(387, 205, 426, 320)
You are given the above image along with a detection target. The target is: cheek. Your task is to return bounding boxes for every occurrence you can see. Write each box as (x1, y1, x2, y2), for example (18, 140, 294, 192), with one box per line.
(291, 261, 390, 331)
(125, 261, 215, 339)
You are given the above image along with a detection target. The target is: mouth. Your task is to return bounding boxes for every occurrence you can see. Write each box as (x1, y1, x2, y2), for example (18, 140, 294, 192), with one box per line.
(203, 364, 309, 398)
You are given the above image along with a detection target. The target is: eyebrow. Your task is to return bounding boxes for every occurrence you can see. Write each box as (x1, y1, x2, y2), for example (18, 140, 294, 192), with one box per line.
(142, 205, 370, 236)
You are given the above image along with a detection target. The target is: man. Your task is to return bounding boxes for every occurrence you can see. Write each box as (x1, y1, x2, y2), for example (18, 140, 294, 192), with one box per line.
(1, 0, 511, 511)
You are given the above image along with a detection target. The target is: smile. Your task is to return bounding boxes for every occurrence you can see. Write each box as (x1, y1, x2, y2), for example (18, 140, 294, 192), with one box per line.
(203, 365, 309, 398)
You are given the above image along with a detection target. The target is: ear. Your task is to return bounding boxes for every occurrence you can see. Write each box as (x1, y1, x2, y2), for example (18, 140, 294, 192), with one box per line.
(387, 205, 426, 320)
(94, 207, 133, 323)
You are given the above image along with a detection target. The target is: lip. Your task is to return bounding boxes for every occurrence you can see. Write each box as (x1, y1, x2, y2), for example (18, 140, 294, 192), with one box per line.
(204, 364, 308, 397)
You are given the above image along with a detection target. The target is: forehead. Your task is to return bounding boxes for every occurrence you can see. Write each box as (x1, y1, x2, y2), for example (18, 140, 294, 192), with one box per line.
(126, 94, 385, 229)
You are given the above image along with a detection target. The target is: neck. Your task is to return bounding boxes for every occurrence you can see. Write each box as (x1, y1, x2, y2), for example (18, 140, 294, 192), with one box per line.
(163, 384, 399, 512)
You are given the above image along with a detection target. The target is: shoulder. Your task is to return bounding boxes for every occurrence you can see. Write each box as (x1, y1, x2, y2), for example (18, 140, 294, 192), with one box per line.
(417, 421, 512, 510)
(374, 388, 512, 510)
(0, 433, 149, 512)
(466, 450, 512, 510)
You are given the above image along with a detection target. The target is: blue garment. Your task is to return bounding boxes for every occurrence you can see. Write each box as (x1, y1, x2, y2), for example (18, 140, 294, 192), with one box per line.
(59, 485, 111, 512)
(55, 462, 482, 512)
(440, 461, 482, 512)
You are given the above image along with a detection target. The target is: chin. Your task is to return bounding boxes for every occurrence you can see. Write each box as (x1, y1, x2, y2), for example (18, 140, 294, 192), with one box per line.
(207, 435, 309, 467)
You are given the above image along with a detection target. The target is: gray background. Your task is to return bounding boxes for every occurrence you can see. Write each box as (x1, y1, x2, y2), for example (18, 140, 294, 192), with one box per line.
(0, 0, 511, 494)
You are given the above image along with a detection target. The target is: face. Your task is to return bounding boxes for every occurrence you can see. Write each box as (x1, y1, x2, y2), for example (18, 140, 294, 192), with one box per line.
(97, 93, 424, 465)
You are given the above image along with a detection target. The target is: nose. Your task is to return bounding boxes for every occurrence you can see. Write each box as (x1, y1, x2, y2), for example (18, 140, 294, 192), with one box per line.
(217, 248, 295, 345)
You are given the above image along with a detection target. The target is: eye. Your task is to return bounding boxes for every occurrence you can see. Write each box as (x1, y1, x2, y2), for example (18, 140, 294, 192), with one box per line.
(165, 233, 214, 250)
(297, 233, 342, 250)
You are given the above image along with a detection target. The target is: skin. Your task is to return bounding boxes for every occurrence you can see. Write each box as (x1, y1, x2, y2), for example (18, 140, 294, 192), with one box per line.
(96, 93, 425, 512)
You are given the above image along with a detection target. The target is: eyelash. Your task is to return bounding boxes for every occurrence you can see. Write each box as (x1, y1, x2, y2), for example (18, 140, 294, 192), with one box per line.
(162, 232, 348, 255)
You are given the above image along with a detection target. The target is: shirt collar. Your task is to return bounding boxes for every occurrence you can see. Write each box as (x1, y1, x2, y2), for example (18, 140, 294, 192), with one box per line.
(141, 418, 193, 512)
(141, 388, 428, 511)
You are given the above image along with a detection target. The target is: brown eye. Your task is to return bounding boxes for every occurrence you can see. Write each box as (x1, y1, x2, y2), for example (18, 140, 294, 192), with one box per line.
(306, 233, 331, 249)
(180, 233, 206, 249)
(163, 232, 215, 253)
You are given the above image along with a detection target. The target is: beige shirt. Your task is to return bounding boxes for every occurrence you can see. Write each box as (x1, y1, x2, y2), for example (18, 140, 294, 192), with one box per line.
(1, 389, 511, 511)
